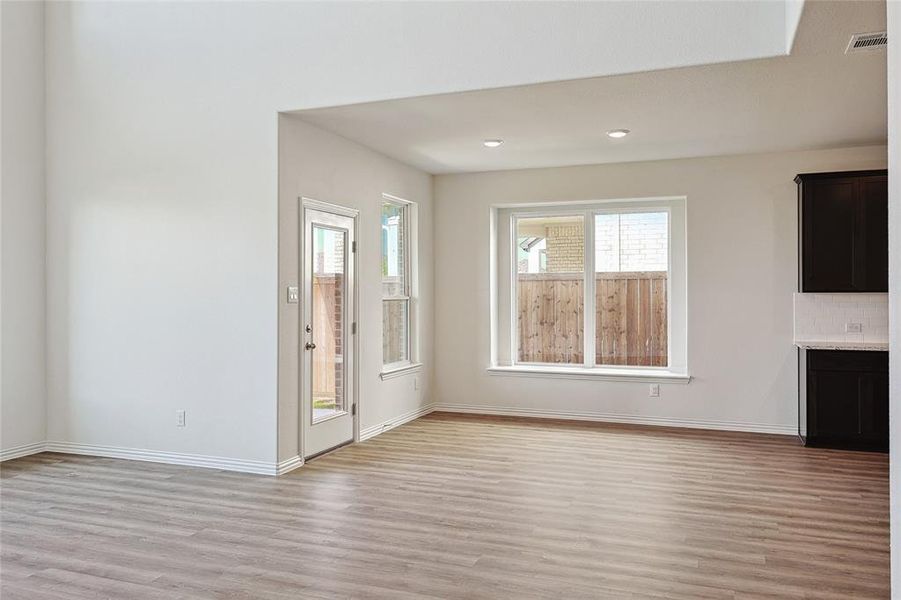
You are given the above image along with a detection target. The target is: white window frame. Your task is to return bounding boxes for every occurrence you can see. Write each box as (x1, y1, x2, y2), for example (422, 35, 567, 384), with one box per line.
(380, 194, 421, 379)
(490, 197, 690, 383)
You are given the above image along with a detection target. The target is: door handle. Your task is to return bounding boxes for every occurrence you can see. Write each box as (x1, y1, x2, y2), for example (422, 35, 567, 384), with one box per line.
(305, 342, 317, 351)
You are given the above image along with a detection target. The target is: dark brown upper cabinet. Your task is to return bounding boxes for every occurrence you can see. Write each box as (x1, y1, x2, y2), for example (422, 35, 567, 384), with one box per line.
(796, 170, 888, 292)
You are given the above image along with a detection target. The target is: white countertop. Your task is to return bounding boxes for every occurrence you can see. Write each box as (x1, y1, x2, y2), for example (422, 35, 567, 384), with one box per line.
(794, 340, 889, 351)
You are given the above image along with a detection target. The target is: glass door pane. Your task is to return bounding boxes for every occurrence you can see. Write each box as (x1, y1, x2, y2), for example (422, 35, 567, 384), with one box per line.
(311, 226, 347, 423)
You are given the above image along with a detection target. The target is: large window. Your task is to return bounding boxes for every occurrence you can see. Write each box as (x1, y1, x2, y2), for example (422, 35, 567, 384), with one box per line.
(381, 195, 418, 375)
(495, 198, 687, 380)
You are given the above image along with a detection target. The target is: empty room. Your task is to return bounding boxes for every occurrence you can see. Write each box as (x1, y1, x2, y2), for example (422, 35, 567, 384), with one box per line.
(1, 0, 900, 598)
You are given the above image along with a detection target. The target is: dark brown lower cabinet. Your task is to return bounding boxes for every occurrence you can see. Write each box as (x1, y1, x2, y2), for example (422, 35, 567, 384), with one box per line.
(800, 349, 888, 452)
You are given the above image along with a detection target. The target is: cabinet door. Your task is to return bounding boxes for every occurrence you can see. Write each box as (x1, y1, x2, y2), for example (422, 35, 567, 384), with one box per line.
(858, 371, 889, 446)
(856, 176, 888, 292)
(802, 178, 857, 292)
(808, 369, 862, 438)
(807, 359, 889, 451)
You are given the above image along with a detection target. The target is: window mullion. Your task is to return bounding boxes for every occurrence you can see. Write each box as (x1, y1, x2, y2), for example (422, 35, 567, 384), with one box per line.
(584, 211, 596, 368)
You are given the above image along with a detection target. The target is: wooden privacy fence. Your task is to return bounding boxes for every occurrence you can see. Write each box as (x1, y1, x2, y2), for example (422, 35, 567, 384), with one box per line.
(517, 271, 667, 366)
(382, 300, 407, 365)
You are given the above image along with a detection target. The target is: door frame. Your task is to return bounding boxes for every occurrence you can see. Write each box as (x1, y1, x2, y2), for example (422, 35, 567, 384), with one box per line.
(299, 196, 361, 457)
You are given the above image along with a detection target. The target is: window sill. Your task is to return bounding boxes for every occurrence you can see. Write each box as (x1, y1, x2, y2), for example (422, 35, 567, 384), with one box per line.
(380, 362, 423, 380)
(486, 365, 691, 384)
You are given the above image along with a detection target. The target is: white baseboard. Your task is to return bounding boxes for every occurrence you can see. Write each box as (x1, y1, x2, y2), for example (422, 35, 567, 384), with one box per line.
(3, 404, 791, 473)
(1, 410, 435, 475)
(434, 403, 797, 436)
(360, 404, 436, 441)
(41, 441, 283, 476)
(0, 441, 48, 462)
(276, 455, 304, 475)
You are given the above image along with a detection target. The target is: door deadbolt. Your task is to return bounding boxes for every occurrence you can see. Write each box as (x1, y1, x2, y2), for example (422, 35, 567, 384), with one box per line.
(305, 342, 316, 350)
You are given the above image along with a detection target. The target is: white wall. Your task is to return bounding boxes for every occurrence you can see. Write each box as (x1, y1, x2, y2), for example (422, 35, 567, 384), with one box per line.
(784, 0, 805, 52)
(40, 1, 792, 465)
(278, 116, 433, 461)
(1, 0, 46, 454)
(887, 1, 899, 595)
(433, 146, 887, 433)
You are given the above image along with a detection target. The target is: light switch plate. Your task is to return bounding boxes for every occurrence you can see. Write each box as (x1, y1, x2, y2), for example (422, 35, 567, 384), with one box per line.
(845, 322, 863, 333)
(287, 286, 299, 304)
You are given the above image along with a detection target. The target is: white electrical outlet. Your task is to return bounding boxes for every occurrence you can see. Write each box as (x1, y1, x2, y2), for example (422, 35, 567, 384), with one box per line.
(649, 384, 660, 397)
(176, 410, 186, 427)
(845, 322, 863, 333)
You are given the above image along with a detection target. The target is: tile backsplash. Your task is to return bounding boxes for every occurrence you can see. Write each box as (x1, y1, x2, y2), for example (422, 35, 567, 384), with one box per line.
(793, 293, 889, 343)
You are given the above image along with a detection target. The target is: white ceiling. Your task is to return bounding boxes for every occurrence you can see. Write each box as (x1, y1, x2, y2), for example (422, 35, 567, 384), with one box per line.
(291, 0, 886, 174)
(278, 0, 802, 110)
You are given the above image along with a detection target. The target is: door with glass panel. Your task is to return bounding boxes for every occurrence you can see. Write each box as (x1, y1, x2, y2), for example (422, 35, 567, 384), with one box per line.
(302, 204, 356, 459)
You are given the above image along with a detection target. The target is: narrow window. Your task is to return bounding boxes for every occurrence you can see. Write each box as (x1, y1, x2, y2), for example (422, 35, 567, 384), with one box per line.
(381, 199, 412, 369)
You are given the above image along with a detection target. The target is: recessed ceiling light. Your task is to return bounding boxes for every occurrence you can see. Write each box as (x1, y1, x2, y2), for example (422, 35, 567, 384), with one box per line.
(606, 129, 630, 139)
(483, 139, 504, 148)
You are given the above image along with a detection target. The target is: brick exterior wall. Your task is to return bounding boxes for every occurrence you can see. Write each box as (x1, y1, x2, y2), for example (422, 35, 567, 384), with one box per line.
(332, 273, 343, 406)
(519, 212, 667, 274)
(545, 224, 584, 273)
(595, 212, 667, 272)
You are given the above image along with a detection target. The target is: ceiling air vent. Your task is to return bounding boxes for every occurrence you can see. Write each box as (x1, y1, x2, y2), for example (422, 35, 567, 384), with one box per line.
(845, 31, 887, 54)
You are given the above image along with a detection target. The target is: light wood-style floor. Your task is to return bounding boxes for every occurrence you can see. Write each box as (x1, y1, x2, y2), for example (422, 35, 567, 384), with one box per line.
(0, 413, 890, 599)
